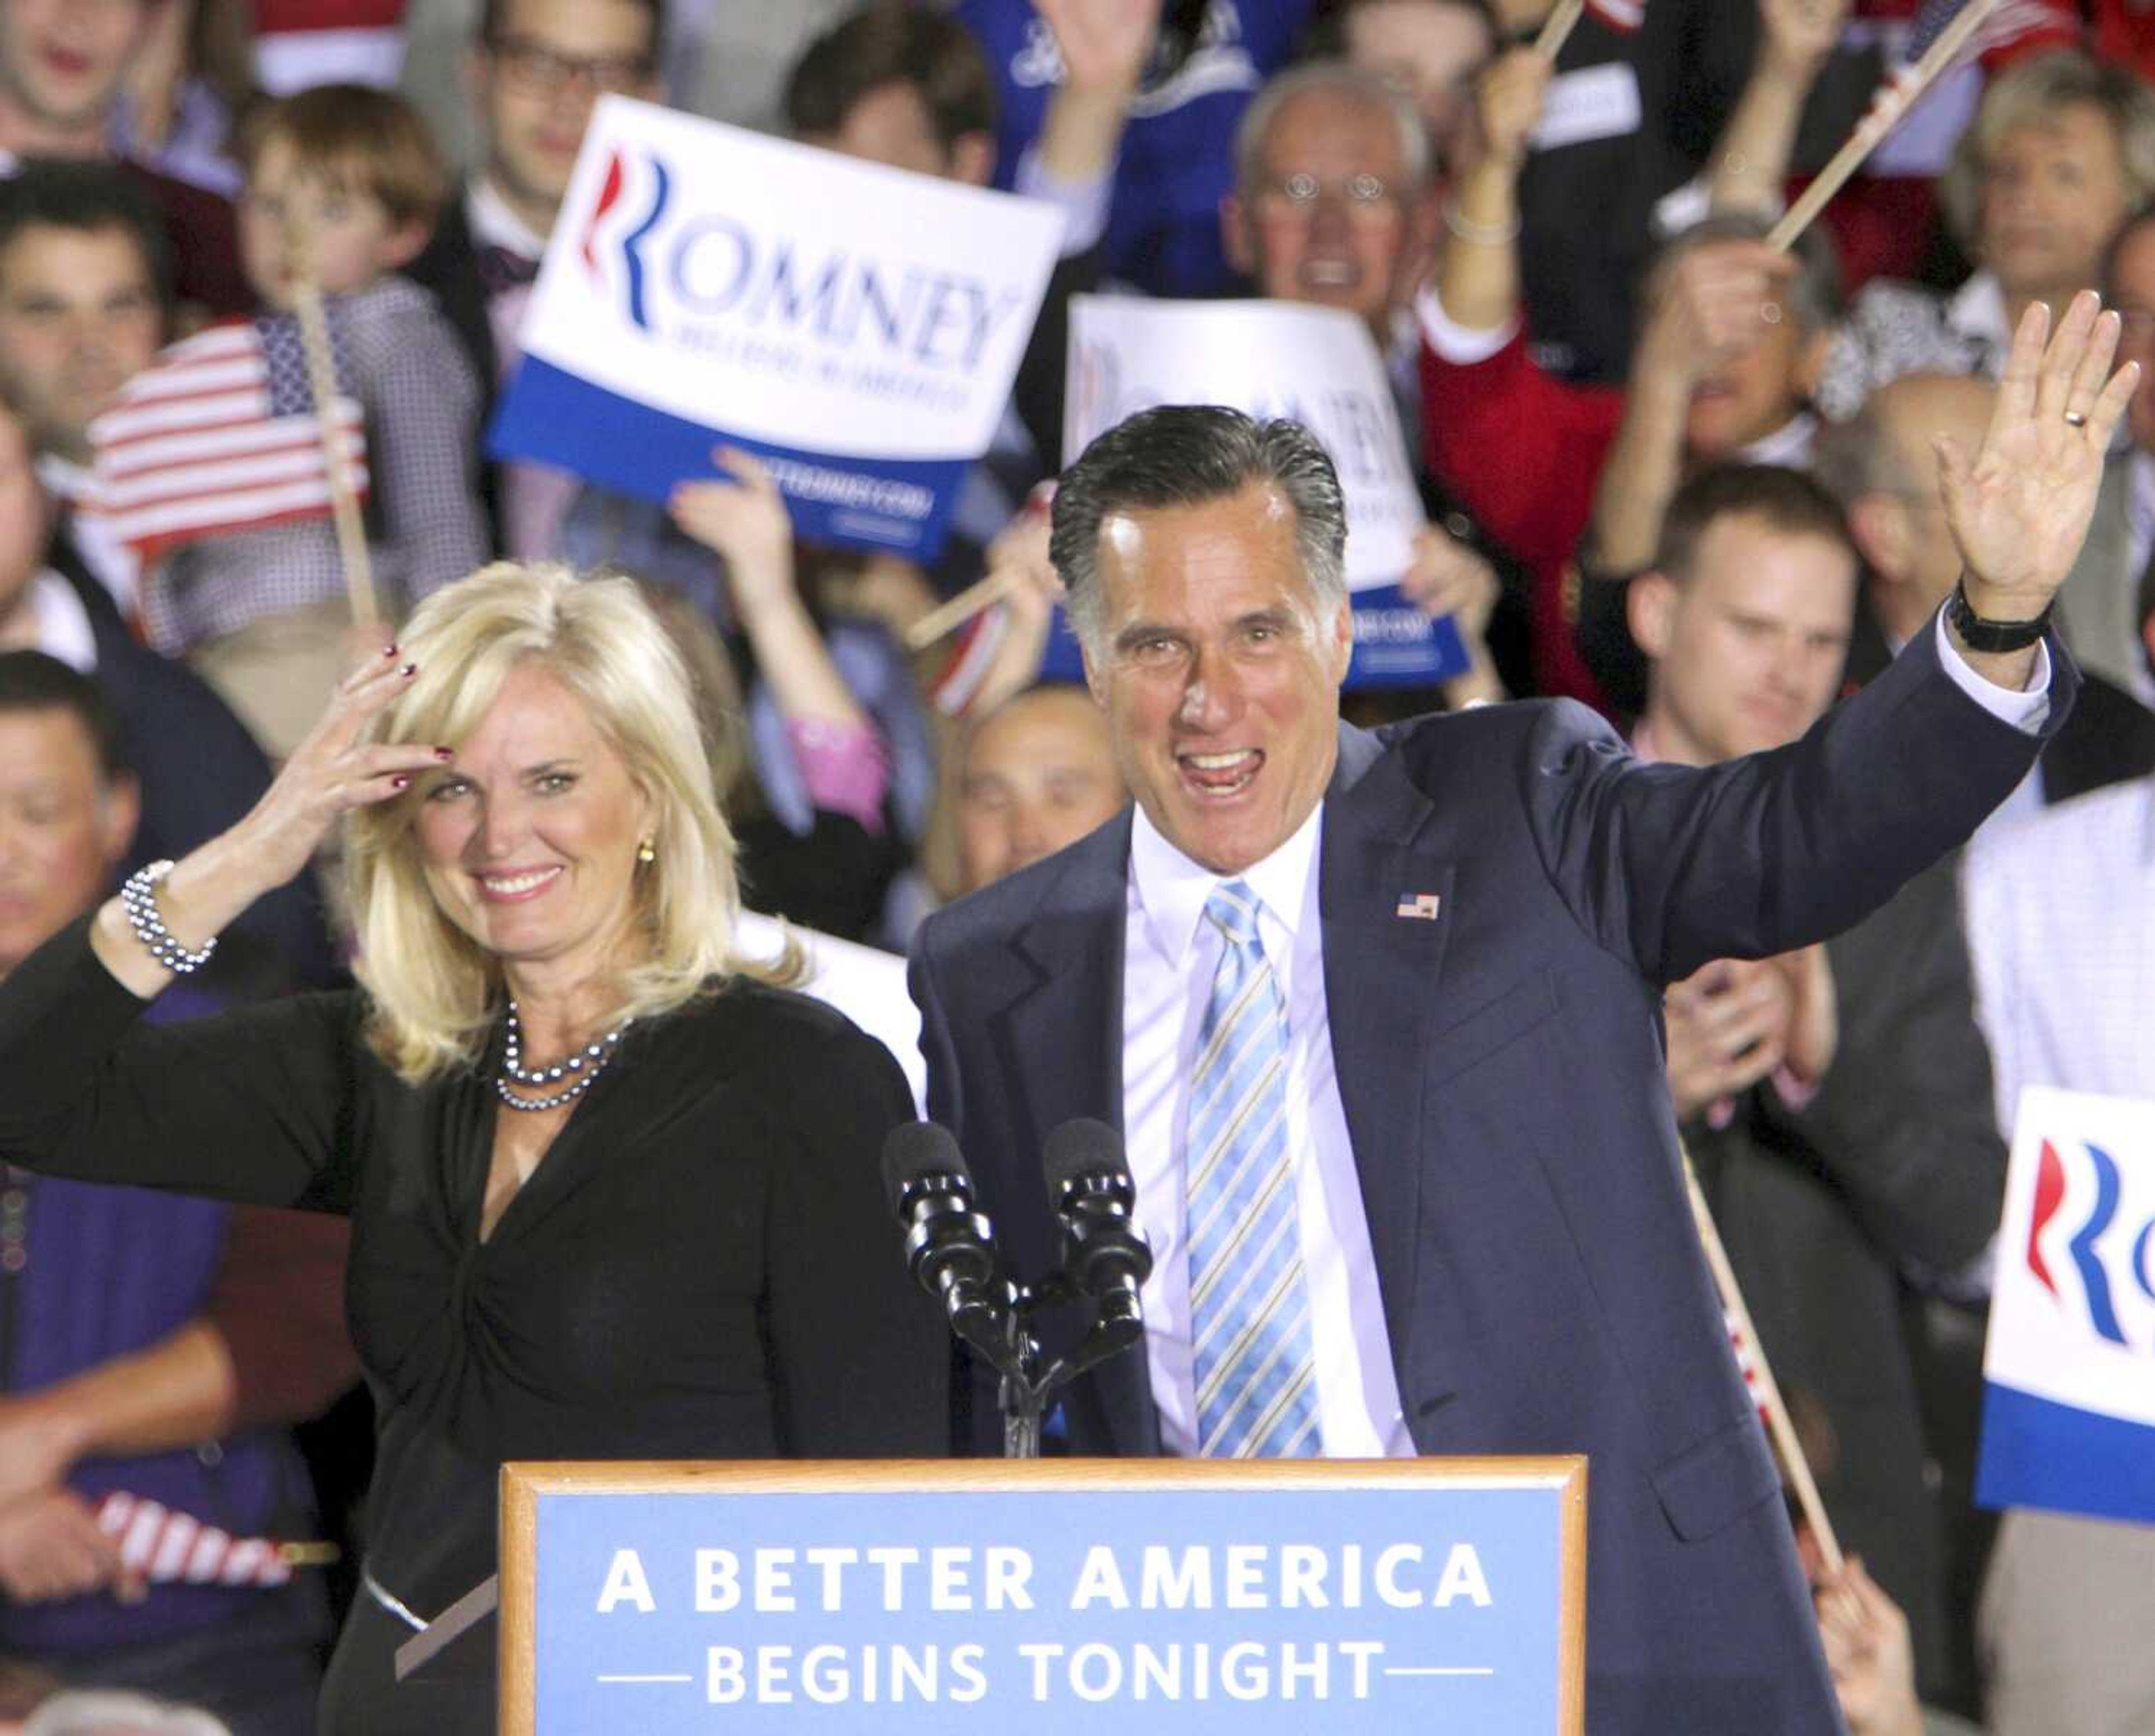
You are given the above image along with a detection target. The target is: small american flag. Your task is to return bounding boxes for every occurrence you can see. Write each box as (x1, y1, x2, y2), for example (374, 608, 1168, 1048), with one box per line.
(1395, 892, 1441, 921)
(1725, 1308, 1772, 1431)
(86, 312, 369, 565)
(95, 1491, 306, 1587)
(1901, 0, 2059, 70)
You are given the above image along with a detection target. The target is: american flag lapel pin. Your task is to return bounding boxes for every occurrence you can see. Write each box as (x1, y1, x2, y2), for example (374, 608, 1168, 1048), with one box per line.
(1395, 892, 1441, 922)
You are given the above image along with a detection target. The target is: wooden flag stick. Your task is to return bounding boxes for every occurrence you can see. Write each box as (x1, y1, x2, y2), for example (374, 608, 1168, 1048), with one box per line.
(284, 210, 380, 630)
(1767, 0, 2003, 253)
(276, 1541, 343, 1568)
(904, 564, 1024, 652)
(1681, 1147, 1845, 1573)
(1535, 0, 1587, 59)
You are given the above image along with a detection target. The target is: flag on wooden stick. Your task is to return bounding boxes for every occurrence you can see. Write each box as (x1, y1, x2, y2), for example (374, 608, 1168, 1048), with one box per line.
(1768, 0, 2008, 253)
(94, 1491, 339, 1587)
(85, 311, 369, 566)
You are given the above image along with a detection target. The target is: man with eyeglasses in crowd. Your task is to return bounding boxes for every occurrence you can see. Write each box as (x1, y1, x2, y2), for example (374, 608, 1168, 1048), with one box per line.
(1219, 56, 1527, 699)
(407, 0, 661, 561)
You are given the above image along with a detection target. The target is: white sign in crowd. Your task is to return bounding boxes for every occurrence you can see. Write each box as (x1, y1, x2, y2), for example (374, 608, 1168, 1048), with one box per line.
(490, 97, 1066, 561)
(1061, 295, 1464, 687)
(1979, 1086, 2155, 1526)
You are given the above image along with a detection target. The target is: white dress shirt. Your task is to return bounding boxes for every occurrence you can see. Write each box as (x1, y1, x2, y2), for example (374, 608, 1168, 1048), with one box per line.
(1963, 776, 2155, 1133)
(1122, 800, 1411, 1459)
(28, 572, 97, 673)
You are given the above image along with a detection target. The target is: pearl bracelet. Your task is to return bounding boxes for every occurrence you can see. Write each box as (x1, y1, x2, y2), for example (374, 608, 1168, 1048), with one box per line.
(120, 860, 218, 975)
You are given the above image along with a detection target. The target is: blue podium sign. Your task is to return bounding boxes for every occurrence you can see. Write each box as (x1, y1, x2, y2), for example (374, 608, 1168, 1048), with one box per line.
(501, 1458, 1585, 1734)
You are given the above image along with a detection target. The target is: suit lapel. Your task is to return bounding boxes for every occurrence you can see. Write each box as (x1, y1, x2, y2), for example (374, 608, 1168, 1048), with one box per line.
(1004, 816, 1129, 1147)
(996, 816, 1159, 1456)
(1320, 723, 1452, 1380)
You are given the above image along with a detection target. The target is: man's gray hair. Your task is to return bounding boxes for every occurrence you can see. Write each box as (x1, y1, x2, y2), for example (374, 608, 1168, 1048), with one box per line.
(1050, 405, 1349, 654)
(1233, 58, 1432, 199)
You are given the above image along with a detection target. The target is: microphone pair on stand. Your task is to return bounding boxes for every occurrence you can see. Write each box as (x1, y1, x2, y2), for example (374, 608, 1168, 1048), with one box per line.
(882, 1120, 1152, 1458)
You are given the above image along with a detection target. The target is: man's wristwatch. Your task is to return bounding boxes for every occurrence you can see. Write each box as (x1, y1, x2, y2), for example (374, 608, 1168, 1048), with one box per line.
(1945, 579, 2052, 654)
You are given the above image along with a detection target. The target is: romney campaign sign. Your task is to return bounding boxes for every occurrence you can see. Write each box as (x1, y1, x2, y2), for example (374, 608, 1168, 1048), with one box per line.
(488, 97, 1066, 561)
(1978, 1087, 2155, 1526)
(1061, 295, 1468, 690)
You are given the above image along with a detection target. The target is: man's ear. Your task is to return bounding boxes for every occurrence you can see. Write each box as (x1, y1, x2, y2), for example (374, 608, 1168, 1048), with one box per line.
(1846, 492, 1910, 584)
(100, 773, 143, 870)
(1220, 193, 1255, 274)
(1627, 569, 1679, 659)
(950, 131, 997, 188)
(1081, 643, 1107, 707)
(1793, 328, 1832, 402)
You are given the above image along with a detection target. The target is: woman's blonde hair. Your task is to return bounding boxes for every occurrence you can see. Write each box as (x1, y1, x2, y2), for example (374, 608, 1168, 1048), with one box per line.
(346, 562, 786, 1083)
(1938, 48, 2155, 259)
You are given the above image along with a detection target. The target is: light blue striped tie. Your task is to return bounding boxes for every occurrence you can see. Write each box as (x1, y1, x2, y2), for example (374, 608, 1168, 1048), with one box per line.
(1186, 881, 1321, 1458)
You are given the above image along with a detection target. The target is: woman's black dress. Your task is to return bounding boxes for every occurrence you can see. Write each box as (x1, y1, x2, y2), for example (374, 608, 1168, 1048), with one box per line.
(0, 920, 950, 1732)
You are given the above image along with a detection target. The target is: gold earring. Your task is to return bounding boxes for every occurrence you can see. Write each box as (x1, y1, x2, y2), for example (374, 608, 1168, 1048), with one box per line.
(636, 836, 657, 865)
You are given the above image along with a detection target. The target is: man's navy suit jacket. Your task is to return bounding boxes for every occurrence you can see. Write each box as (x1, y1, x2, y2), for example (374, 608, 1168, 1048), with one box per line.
(908, 622, 2074, 1733)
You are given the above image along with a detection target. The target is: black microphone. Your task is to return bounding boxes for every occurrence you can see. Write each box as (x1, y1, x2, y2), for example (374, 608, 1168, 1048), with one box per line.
(881, 1121, 1014, 1371)
(1043, 1119, 1153, 1358)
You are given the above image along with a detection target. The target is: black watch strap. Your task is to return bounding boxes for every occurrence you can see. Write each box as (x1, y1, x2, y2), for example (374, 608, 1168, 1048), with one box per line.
(1946, 580, 2053, 654)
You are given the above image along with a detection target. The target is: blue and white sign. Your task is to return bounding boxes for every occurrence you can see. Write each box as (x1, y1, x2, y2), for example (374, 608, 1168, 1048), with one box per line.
(489, 97, 1067, 561)
(510, 1463, 1581, 1733)
(1978, 1087, 2155, 1526)
(1060, 295, 1467, 690)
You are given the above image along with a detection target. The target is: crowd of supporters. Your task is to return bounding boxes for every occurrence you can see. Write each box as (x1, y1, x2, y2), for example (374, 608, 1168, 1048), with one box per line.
(0, 0, 2150, 1731)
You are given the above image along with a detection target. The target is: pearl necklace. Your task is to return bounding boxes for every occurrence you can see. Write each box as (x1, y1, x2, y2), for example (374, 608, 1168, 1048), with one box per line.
(493, 1001, 631, 1113)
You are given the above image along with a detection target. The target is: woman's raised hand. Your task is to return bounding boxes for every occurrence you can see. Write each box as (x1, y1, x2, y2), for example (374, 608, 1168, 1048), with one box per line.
(237, 645, 454, 891)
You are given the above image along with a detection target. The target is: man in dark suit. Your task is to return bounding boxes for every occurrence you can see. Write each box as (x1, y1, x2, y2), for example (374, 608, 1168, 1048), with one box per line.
(909, 296, 2127, 1729)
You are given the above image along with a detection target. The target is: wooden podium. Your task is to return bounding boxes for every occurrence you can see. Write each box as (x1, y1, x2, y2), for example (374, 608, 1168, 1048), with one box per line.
(499, 1455, 1586, 1733)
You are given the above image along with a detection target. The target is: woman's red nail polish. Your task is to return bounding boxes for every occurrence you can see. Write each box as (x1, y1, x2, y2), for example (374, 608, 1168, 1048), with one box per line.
(382, 642, 399, 658)
(400, 662, 417, 677)
(434, 746, 454, 761)
(391, 775, 411, 790)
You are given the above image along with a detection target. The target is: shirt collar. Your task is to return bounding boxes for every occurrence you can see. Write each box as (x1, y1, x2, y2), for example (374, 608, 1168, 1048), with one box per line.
(1737, 411, 1817, 469)
(35, 453, 90, 503)
(466, 176, 549, 262)
(1947, 271, 2010, 347)
(29, 571, 96, 673)
(1129, 795, 1326, 965)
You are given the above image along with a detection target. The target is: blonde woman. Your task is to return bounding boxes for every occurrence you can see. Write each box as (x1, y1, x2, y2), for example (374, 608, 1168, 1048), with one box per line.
(0, 565, 947, 1734)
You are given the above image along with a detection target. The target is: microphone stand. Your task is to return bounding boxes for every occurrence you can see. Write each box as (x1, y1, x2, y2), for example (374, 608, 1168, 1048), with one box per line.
(993, 1274, 1144, 1459)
